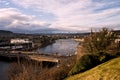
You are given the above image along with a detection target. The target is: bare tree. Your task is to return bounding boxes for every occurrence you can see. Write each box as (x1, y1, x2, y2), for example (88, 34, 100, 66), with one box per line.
(82, 28, 118, 54)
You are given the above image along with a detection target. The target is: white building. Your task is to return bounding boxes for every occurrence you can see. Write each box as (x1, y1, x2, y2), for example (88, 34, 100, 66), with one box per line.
(10, 39, 31, 44)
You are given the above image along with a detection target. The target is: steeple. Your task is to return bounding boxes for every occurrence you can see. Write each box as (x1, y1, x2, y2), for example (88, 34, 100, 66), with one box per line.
(90, 28, 93, 36)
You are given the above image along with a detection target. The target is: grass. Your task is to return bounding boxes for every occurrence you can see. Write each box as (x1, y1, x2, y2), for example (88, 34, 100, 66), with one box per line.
(65, 57, 120, 80)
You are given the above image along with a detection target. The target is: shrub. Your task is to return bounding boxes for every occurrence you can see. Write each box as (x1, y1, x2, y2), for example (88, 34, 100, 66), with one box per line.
(115, 52, 120, 57)
(39, 65, 71, 80)
(68, 54, 98, 76)
(68, 52, 116, 76)
(8, 62, 41, 80)
(97, 52, 114, 63)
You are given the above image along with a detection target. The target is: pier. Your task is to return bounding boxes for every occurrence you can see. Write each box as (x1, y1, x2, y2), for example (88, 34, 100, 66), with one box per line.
(0, 51, 59, 63)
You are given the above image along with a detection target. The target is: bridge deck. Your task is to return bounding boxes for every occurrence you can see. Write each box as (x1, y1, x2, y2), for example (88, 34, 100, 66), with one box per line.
(0, 51, 59, 63)
(28, 55, 59, 63)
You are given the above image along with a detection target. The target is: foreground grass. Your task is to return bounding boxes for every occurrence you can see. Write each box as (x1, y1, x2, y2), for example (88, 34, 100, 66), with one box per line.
(65, 57, 120, 80)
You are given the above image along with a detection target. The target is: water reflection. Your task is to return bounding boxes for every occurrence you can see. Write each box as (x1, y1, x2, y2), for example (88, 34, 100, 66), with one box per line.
(39, 39, 79, 56)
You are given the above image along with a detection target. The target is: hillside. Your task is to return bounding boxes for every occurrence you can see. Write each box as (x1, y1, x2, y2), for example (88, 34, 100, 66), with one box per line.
(0, 30, 13, 35)
(65, 57, 120, 80)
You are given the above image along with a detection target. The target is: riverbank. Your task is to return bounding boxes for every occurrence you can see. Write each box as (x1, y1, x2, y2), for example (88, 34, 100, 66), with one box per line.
(40, 39, 56, 48)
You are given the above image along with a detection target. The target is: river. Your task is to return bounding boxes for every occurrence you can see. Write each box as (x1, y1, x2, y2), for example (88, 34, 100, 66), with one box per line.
(0, 39, 79, 80)
(39, 39, 79, 56)
(0, 61, 10, 80)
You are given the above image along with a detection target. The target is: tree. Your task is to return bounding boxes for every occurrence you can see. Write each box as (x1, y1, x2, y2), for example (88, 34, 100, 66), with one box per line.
(82, 28, 118, 54)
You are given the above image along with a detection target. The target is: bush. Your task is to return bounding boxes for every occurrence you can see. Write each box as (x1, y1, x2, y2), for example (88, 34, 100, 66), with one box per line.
(97, 52, 114, 63)
(115, 52, 120, 57)
(68, 54, 98, 76)
(68, 52, 116, 76)
(39, 65, 71, 80)
(8, 62, 41, 80)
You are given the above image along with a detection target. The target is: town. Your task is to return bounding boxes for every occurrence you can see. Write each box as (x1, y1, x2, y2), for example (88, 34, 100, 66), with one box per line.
(0, 0, 120, 80)
(0, 29, 120, 80)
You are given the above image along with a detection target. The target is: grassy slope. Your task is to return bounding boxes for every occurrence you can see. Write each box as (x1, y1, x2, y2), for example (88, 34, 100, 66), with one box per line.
(65, 57, 120, 80)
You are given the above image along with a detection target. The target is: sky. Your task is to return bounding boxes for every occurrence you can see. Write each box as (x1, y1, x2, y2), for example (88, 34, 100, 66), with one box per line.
(0, 0, 120, 33)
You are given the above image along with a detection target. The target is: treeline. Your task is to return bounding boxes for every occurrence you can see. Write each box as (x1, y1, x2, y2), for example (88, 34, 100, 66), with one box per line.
(32, 35, 57, 48)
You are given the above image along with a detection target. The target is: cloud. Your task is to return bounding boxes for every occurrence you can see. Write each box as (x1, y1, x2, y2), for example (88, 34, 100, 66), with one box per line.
(0, 0, 10, 5)
(0, 8, 51, 32)
(2, 0, 120, 32)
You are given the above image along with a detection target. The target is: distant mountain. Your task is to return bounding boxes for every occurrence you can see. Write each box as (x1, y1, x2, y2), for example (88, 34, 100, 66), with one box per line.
(0, 30, 13, 35)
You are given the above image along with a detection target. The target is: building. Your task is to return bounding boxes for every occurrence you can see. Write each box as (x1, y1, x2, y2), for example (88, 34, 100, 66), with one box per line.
(0, 38, 34, 50)
(10, 39, 31, 44)
(115, 38, 120, 47)
(10, 38, 33, 50)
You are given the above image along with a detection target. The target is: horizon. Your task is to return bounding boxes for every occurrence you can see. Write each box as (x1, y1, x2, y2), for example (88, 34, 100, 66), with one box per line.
(0, 0, 120, 33)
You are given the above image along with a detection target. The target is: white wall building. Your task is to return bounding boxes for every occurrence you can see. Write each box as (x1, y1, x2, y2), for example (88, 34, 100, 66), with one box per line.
(10, 39, 31, 44)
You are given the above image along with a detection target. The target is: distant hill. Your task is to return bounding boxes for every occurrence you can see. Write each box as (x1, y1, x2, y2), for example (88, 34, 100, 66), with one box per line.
(0, 30, 13, 35)
(65, 57, 120, 80)
(0, 29, 120, 35)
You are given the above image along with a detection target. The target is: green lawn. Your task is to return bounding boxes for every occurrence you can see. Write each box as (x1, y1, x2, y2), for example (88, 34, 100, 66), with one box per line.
(65, 57, 120, 80)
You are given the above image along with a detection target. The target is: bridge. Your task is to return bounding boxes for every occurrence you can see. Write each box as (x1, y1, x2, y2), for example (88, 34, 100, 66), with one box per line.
(0, 51, 59, 63)
(28, 55, 59, 63)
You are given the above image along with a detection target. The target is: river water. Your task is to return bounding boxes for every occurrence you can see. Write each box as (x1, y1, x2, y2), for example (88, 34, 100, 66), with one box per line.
(0, 39, 79, 80)
(39, 39, 79, 56)
(0, 61, 10, 80)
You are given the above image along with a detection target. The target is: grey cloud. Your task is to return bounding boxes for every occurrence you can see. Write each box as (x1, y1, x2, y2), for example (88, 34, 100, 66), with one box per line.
(0, 8, 52, 33)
